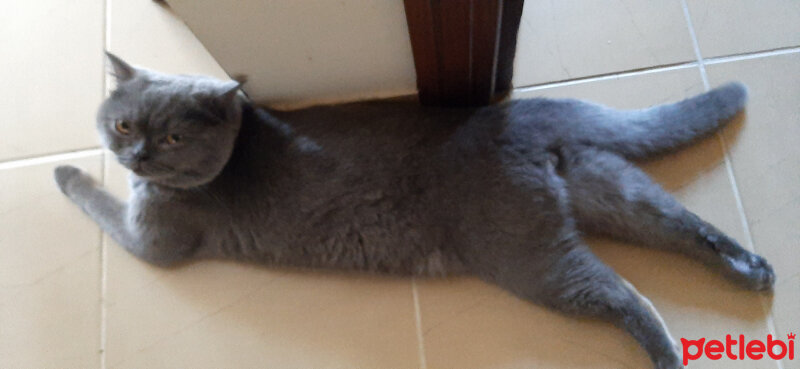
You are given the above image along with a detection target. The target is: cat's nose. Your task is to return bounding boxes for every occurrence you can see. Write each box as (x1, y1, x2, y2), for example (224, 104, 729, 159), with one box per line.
(131, 141, 150, 162)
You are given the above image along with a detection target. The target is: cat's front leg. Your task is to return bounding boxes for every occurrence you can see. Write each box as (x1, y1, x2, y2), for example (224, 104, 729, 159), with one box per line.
(55, 165, 128, 239)
(54, 165, 189, 266)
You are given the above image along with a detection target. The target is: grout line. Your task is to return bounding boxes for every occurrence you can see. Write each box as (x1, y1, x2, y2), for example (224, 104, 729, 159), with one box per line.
(3, 46, 794, 172)
(719, 134, 784, 369)
(0, 147, 102, 167)
(718, 149, 755, 252)
(682, 2, 783, 369)
(705, 45, 800, 65)
(99, 155, 109, 369)
(0, 149, 104, 171)
(513, 46, 800, 95)
(411, 279, 427, 369)
(104, 0, 111, 53)
(514, 61, 698, 93)
(99, 155, 108, 369)
(680, 0, 709, 90)
(100, 0, 110, 368)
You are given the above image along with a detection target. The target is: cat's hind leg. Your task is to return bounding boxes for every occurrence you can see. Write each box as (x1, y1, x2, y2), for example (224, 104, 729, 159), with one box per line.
(481, 238, 682, 369)
(560, 147, 774, 291)
(462, 158, 681, 368)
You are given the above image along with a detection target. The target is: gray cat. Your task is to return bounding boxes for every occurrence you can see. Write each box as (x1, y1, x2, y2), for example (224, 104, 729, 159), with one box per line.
(55, 53, 774, 369)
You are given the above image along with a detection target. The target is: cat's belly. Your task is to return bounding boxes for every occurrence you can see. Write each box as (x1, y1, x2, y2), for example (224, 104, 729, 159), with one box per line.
(287, 221, 464, 276)
(207, 211, 463, 276)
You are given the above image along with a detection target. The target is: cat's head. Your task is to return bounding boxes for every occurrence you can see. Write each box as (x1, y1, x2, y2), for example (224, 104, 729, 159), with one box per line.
(98, 52, 242, 189)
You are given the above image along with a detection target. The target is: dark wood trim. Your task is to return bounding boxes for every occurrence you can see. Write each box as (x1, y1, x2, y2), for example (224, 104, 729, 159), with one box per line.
(471, 0, 503, 103)
(403, 0, 441, 104)
(437, 0, 472, 104)
(403, 0, 525, 106)
(495, 0, 524, 97)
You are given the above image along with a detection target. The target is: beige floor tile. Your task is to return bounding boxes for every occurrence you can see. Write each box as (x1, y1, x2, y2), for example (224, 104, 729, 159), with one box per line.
(417, 278, 652, 369)
(0, 154, 103, 368)
(705, 54, 800, 233)
(512, 0, 696, 87)
(686, 0, 800, 58)
(417, 68, 773, 368)
(107, 269, 420, 369)
(706, 53, 800, 360)
(102, 160, 420, 369)
(108, 0, 228, 78)
(0, 1, 103, 161)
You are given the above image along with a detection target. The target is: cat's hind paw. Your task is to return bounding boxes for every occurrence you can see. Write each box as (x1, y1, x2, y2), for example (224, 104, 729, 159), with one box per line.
(652, 347, 684, 369)
(54, 165, 95, 196)
(723, 252, 776, 292)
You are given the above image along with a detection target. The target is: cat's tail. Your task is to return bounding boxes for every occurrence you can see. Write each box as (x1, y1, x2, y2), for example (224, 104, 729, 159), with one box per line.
(560, 82, 747, 159)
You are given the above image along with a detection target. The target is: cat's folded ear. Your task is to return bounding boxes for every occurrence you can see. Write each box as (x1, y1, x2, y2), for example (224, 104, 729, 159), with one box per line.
(202, 80, 243, 123)
(216, 79, 243, 105)
(105, 51, 137, 83)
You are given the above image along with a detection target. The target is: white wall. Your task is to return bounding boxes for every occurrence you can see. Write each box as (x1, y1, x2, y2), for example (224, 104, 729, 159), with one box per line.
(167, 0, 418, 109)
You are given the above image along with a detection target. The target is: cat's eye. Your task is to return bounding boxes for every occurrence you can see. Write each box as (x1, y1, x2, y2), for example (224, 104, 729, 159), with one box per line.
(115, 120, 131, 135)
(165, 134, 181, 145)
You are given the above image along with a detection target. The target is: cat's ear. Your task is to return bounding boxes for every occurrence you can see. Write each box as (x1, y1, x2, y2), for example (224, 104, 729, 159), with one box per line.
(202, 80, 243, 122)
(216, 79, 243, 106)
(105, 51, 136, 83)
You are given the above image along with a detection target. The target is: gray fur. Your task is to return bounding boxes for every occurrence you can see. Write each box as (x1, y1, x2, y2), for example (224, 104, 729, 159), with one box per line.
(55, 53, 774, 369)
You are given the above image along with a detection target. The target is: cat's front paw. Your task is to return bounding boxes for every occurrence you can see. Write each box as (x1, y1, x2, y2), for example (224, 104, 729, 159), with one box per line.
(54, 165, 95, 196)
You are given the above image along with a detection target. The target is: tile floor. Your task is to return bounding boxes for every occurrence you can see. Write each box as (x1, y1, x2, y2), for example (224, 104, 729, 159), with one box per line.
(0, 0, 797, 368)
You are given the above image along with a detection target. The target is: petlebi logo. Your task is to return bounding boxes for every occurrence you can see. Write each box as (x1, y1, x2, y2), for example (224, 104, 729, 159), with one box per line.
(681, 332, 795, 366)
